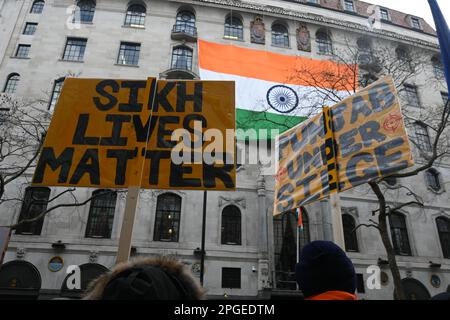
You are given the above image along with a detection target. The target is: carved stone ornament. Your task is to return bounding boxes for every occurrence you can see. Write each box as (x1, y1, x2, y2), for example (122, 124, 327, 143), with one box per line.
(218, 196, 246, 209)
(251, 16, 265, 44)
(89, 251, 99, 263)
(296, 24, 311, 52)
(16, 248, 26, 260)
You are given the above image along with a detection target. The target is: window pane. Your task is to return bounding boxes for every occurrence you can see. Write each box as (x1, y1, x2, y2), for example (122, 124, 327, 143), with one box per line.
(437, 218, 450, 259)
(63, 38, 87, 61)
(16, 187, 50, 235)
(414, 123, 431, 152)
(316, 32, 332, 54)
(221, 206, 241, 245)
(224, 16, 243, 40)
(154, 194, 181, 242)
(85, 190, 117, 238)
(125, 5, 146, 27)
(3, 74, 20, 94)
(389, 214, 412, 256)
(171, 47, 193, 70)
(16, 45, 31, 58)
(49, 79, 64, 110)
(23, 23, 38, 35)
(426, 170, 441, 191)
(77, 0, 96, 23)
(404, 85, 420, 107)
(175, 11, 196, 35)
(343, 214, 359, 252)
(272, 24, 289, 47)
(117, 42, 141, 65)
(30, 1, 45, 14)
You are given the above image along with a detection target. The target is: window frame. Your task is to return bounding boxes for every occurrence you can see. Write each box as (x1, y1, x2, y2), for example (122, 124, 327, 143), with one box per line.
(175, 10, 196, 36)
(171, 45, 193, 71)
(117, 41, 141, 66)
(389, 212, 412, 256)
(224, 15, 243, 40)
(342, 213, 359, 252)
(76, 0, 96, 24)
(15, 187, 51, 236)
(23, 22, 38, 35)
(153, 193, 182, 242)
(30, 1, 45, 14)
(404, 84, 421, 108)
(436, 217, 450, 259)
(48, 77, 65, 111)
(3, 73, 20, 94)
(380, 8, 390, 21)
(316, 30, 333, 55)
(410, 17, 422, 30)
(426, 169, 442, 193)
(85, 189, 117, 239)
(62, 37, 87, 62)
(414, 122, 432, 153)
(15, 44, 31, 58)
(221, 205, 242, 246)
(124, 4, 146, 28)
(271, 23, 290, 48)
(343, 0, 355, 13)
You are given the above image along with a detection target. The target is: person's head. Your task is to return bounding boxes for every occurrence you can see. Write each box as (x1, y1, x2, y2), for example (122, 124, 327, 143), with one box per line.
(83, 256, 205, 300)
(295, 241, 356, 298)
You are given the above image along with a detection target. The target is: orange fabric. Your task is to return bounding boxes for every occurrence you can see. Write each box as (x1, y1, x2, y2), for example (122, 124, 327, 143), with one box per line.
(306, 291, 357, 301)
(198, 39, 357, 91)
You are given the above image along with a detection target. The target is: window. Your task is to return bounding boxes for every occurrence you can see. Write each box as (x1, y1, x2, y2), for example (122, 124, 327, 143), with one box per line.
(30, 1, 45, 14)
(384, 176, 398, 187)
(222, 268, 241, 288)
(16, 187, 50, 235)
(344, 0, 355, 12)
(48, 78, 65, 110)
(414, 122, 432, 152)
(426, 169, 441, 192)
(85, 190, 117, 238)
(343, 214, 359, 252)
(316, 30, 333, 55)
(175, 10, 196, 36)
(124, 4, 146, 28)
(154, 193, 181, 242)
(171, 46, 193, 70)
(117, 42, 141, 66)
(224, 15, 243, 40)
(3, 73, 20, 94)
(380, 8, 390, 21)
(15, 44, 31, 58)
(23, 23, 38, 35)
(272, 23, 289, 47)
(356, 274, 366, 293)
(411, 17, 422, 30)
(436, 217, 450, 259)
(432, 56, 445, 80)
(62, 38, 87, 61)
(76, 0, 96, 24)
(221, 205, 241, 245)
(357, 38, 372, 65)
(404, 84, 420, 108)
(389, 212, 412, 256)
(0, 107, 10, 123)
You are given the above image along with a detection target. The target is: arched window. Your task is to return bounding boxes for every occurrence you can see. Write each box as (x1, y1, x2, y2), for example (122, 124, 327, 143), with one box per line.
(272, 23, 289, 47)
(48, 77, 65, 111)
(30, 1, 45, 14)
(3, 73, 20, 94)
(436, 217, 450, 259)
(85, 190, 117, 239)
(432, 55, 445, 80)
(414, 122, 431, 152)
(171, 46, 193, 71)
(343, 214, 359, 252)
(396, 46, 413, 71)
(357, 37, 372, 65)
(16, 187, 50, 235)
(221, 205, 241, 245)
(224, 14, 243, 40)
(124, 3, 146, 28)
(175, 10, 196, 35)
(154, 193, 181, 242)
(389, 212, 412, 256)
(77, 0, 96, 23)
(273, 208, 310, 290)
(316, 29, 333, 55)
(426, 168, 441, 192)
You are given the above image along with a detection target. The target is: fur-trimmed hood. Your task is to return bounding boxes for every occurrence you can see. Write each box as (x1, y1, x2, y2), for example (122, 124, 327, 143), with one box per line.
(83, 256, 205, 300)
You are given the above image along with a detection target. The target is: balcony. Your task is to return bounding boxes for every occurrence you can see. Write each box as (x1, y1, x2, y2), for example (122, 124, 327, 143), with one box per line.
(171, 24, 198, 42)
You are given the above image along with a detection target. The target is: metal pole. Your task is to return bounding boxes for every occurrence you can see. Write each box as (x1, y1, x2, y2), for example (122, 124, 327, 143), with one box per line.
(200, 190, 207, 286)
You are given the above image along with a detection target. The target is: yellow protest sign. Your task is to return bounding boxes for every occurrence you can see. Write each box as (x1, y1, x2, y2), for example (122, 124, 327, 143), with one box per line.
(274, 76, 413, 216)
(32, 78, 236, 191)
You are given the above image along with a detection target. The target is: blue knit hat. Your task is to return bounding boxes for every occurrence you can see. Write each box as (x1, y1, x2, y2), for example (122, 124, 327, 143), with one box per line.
(295, 241, 356, 298)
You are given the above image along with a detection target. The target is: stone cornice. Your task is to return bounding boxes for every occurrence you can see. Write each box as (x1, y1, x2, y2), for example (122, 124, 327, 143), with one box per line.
(177, 0, 439, 50)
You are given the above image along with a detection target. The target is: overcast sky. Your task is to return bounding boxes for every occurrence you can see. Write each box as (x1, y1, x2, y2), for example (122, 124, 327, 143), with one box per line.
(367, 0, 450, 29)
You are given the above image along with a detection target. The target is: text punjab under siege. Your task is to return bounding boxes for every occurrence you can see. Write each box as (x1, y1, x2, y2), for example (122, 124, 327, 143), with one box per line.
(32, 78, 236, 191)
(275, 76, 413, 215)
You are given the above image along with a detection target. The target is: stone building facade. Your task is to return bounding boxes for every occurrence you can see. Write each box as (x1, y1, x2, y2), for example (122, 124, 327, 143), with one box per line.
(0, 0, 449, 299)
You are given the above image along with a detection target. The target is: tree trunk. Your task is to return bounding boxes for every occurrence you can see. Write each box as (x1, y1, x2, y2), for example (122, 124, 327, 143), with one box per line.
(369, 182, 406, 300)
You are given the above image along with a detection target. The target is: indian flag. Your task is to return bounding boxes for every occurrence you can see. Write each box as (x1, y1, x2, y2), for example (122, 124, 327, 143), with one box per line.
(198, 39, 356, 139)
